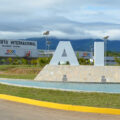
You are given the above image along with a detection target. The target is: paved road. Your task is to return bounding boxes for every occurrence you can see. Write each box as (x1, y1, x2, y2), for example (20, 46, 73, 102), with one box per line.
(0, 99, 120, 120)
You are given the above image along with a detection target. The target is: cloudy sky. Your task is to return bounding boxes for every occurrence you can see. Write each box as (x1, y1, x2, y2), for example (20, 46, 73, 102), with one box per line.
(0, 0, 120, 40)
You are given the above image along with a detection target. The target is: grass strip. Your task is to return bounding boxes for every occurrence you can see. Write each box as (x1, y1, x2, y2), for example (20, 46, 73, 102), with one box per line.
(0, 83, 120, 109)
(0, 74, 36, 79)
(0, 65, 42, 79)
(0, 65, 41, 71)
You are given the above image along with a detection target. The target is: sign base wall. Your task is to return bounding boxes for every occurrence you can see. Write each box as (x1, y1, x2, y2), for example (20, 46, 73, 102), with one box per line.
(34, 65, 120, 83)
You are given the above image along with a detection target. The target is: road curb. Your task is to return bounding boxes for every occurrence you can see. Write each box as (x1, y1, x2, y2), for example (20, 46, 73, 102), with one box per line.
(0, 94, 120, 115)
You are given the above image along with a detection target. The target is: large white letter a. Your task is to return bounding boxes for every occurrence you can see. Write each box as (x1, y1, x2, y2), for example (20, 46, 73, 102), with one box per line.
(50, 41, 79, 66)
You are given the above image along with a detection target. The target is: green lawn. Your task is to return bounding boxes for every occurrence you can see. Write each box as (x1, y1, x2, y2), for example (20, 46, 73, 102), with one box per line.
(0, 65, 42, 80)
(0, 83, 120, 109)
(0, 74, 36, 79)
(0, 65, 41, 71)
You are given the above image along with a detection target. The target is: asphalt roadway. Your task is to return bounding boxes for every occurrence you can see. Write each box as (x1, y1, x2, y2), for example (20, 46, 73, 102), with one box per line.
(0, 99, 120, 120)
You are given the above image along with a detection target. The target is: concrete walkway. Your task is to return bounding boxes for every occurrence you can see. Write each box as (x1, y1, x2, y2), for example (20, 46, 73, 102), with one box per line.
(0, 100, 120, 120)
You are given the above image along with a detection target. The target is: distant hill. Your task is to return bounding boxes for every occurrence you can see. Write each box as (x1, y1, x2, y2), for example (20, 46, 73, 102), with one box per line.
(26, 37, 120, 52)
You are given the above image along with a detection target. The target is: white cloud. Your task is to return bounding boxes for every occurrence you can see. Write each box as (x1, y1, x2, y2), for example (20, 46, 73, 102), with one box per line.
(0, 0, 120, 40)
(105, 29, 120, 40)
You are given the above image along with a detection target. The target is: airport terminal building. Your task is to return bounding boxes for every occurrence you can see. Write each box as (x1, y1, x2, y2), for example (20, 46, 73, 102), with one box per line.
(0, 39, 38, 58)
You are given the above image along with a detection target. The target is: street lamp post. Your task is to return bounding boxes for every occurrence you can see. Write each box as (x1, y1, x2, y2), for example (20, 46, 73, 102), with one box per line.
(43, 31, 50, 50)
(43, 31, 50, 57)
(103, 36, 109, 66)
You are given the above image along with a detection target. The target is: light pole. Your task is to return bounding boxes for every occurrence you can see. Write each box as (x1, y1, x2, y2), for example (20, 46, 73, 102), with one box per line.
(43, 31, 50, 57)
(103, 36, 109, 66)
(46, 40, 51, 51)
(43, 31, 50, 50)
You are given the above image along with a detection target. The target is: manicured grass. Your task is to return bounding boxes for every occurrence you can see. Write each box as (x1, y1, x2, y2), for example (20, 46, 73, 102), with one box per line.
(0, 74, 36, 79)
(0, 65, 42, 79)
(0, 83, 120, 109)
(0, 65, 41, 71)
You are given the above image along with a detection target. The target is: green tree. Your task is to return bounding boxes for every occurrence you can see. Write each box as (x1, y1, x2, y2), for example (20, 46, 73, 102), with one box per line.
(31, 59, 37, 65)
(8, 57, 13, 64)
(76, 52, 79, 58)
(78, 58, 91, 65)
(107, 51, 120, 57)
(115, 57, 120, 65)
(21, 58, 28, 65)
(37, 57, 51, 66)
(0, 59, 6, 64)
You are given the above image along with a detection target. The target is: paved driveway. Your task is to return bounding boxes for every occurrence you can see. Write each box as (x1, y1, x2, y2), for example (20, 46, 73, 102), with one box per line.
(0, 99, 120, 120)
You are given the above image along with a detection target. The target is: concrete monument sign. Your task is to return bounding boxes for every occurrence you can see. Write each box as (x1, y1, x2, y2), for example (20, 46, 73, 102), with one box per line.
(35, 41, 120, 82)
(50, 41, 79, 66)
(94, 42, 104, 66)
